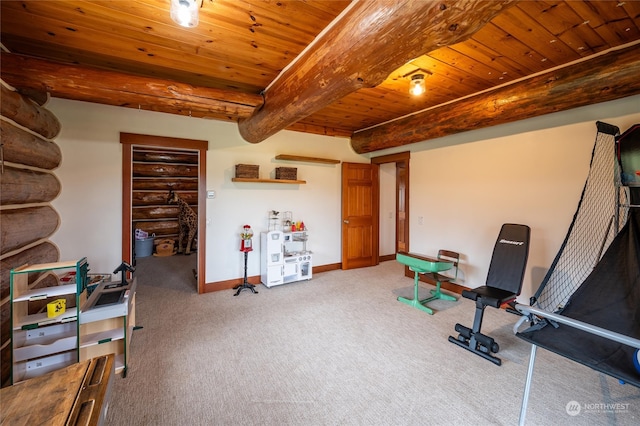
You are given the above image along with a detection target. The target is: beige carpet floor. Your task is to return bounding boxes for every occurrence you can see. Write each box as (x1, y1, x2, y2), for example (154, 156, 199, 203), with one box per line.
(105, 256, 640, 425)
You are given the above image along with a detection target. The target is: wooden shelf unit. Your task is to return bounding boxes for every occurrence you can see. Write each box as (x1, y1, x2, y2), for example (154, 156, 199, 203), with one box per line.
(9, 259, 137, 383)
(232, 177, 306, 184)
(275, 154, 340, 164)
(10, 259, 89, 384)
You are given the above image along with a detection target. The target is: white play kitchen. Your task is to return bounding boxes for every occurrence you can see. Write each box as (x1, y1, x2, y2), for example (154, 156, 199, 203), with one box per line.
(260, 211, 312, 287)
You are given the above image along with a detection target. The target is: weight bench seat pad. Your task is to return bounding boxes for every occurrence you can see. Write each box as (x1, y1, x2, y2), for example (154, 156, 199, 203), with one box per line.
(517, 191, 640, 387)
(462, 287, 517, 308)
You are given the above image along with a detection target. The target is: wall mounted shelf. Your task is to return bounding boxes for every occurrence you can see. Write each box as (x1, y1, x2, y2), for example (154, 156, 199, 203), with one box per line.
(275, 154, 340, 164)
(231, 178, 306, 184)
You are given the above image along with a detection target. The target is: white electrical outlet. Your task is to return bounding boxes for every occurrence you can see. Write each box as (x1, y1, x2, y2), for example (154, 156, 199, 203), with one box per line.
(418, 216, 424, 225)
(207, 190, 215, 199)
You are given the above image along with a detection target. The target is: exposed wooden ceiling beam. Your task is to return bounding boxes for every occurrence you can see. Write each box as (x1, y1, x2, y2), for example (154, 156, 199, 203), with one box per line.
(237, 0, 517, 144)
(351, 44, 640, 154)
(0, 53, 264, 121)
(285, 121, 351, 139)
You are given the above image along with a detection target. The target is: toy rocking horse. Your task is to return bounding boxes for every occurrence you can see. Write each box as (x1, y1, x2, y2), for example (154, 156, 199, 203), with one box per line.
(167, 190, 197, 255)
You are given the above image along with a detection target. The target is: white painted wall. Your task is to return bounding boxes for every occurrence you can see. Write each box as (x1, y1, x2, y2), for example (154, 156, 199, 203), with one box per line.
(372, 95, 640, 302)
(47, 98, 367, 284)
(48, 94, 640, 302)
(379, 163, 396, 256)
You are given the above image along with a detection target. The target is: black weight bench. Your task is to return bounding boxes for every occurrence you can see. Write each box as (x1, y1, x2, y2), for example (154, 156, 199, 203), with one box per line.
(449, 223, 530, 365)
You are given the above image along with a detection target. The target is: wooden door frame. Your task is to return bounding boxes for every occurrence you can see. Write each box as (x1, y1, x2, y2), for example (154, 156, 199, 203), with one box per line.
(371, 152, 410, 256)
(120, 133, 208, 294)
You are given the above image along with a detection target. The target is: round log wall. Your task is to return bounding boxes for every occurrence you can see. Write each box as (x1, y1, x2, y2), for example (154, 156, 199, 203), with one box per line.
(0, 206, 60, 254)
(0, 80, 63, 387)
(0, 166, 61, 204)
(0, 120, 62, 169)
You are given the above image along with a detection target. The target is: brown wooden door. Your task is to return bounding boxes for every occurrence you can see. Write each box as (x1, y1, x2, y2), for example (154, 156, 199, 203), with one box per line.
(341, 162, 379, 269)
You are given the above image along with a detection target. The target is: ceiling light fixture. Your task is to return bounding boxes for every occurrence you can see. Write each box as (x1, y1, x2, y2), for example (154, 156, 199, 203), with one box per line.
(409, 73, 426, 96)
(170, 0, 199, 28)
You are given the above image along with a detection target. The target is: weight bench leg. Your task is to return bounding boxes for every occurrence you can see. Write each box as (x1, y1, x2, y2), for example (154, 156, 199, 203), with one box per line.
(448, 301, 503, 365)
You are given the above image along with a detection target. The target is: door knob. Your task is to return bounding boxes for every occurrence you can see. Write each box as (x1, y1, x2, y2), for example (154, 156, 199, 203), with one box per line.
(343, 220, 349, 224)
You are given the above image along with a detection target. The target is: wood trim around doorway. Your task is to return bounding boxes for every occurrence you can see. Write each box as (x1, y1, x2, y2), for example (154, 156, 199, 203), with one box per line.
(120, 132, 208, 293)
(371, 152, 411, 165)
(371, 151, 410, 259)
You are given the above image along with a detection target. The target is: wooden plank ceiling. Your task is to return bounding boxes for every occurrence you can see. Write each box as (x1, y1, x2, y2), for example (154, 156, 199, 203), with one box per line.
(1, 0, 639, 153)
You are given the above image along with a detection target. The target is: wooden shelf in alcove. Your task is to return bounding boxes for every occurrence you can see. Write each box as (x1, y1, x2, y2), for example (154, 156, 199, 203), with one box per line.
(231, 178, 307, 184)
(274, 154, 340, 164)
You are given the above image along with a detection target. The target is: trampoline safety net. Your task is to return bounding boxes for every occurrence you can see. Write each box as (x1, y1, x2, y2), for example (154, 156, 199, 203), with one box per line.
(532, 121, 628, 313)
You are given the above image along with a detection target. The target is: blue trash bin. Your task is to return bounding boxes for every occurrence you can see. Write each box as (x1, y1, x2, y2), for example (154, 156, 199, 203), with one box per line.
(135, 237, 154, 258)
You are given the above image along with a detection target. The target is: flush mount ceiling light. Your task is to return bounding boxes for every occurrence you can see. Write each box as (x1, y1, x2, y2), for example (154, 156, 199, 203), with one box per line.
(170, 0, 199, 28)
(409, 73, 426, 96)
